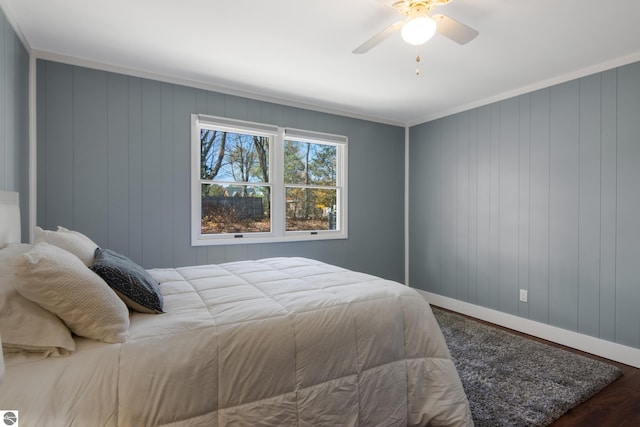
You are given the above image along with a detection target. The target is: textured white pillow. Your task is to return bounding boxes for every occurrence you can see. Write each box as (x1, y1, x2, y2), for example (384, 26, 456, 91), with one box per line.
(0, 243, 76, 356)
(14, 242, 130, 343)
(34, 226, 99, 266)
(0, 334, 4, 381)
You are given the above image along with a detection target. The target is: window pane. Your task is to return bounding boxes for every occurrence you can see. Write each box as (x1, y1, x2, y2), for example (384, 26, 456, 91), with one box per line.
(200, 129, 269, 183)
(284, 140, 336, 186)
(201, 184, 271, 234)
(286, 187, 337, 231)
(193, 114, 347, 245)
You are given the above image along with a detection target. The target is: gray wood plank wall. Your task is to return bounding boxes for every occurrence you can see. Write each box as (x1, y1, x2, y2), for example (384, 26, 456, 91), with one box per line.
(36, 60, 406, 283)
(409, 62, 640, 349)
(0, 8, 29, 240)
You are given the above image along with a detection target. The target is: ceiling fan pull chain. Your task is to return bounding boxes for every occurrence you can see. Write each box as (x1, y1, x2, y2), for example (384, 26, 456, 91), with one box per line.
(415, 47, 421, 75)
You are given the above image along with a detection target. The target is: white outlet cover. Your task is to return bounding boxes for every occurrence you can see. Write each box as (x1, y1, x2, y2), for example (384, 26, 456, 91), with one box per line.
(519, 289, 528, 302)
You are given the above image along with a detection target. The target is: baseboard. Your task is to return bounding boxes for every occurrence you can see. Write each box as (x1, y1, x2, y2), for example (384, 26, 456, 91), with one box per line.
(419, 290, 640, 369)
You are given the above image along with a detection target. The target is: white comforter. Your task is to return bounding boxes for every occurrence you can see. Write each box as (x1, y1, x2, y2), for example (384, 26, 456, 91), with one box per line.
(1, 257, 472, 426)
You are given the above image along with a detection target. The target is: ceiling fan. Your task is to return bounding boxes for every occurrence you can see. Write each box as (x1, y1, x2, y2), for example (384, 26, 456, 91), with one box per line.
(353, 0, 479, 55)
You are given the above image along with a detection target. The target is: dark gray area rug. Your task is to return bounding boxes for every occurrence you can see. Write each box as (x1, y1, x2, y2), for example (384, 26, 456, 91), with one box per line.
(432, 307, 623, 427)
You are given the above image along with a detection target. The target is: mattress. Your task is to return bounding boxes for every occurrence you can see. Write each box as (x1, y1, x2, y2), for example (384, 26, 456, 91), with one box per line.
(1, 257, 472, 426)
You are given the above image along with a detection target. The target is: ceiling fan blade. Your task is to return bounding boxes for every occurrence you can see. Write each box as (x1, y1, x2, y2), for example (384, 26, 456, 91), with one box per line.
(352, 20, 405, 54)
(432, 13, 478, 45)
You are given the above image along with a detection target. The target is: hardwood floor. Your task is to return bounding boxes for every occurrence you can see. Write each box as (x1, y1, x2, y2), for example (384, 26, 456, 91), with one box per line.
(548, 347, 640, 426)
(439, 308, 640, 426)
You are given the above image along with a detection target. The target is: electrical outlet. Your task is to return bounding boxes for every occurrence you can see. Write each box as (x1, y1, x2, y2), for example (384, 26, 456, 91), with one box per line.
(519, 289, 528, 303)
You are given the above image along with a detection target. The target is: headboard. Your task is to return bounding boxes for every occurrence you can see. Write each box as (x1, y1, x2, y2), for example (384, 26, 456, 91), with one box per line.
(0, 190, 21, 245)
(0, 190, 20, 380)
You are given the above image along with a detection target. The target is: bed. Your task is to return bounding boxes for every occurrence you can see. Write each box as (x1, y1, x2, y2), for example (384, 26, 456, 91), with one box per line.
(0, 190, 472, 426)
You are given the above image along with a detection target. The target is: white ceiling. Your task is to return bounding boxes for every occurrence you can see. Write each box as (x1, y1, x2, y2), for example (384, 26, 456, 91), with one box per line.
(2, 0, 640, 125)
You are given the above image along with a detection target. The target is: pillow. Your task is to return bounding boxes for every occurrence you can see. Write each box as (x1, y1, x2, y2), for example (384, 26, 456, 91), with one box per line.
(34, 226, 99, 266)
(0, 243, 76, 357)
(0, 334, 4, 382)
(90, 248, 164, 314)
(14, 242, 130, 343)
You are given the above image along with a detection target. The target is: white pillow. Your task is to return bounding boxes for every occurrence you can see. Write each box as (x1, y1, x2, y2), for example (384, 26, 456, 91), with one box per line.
(14, 242, 130, 343)
(34, 226, 99, 266)
(0, 334, 4, 382)
(0, 243, 76, 357)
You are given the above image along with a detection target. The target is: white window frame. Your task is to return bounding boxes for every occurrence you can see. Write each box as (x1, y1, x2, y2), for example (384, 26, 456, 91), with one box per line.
(191, 114, 348, 246)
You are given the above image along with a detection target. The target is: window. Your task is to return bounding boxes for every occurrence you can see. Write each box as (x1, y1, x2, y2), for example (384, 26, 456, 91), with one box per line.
(191, 114, 348, 245)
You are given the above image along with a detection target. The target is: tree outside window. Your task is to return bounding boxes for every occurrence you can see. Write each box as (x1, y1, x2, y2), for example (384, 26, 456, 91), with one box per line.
(200, 129, 271, 234)
(191, 114, 347, 245)
(284, 140, 338, 231)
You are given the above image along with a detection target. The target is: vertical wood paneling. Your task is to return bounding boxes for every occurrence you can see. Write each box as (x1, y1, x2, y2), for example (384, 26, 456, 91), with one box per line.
(0, 13, 6, 190)
(224, 244, 249, 263)
(578, 74, 602, 337)
(489, 104, 500, 309)
(6, 27, 22, 192)
(37, 60, 406, 283)
(244, 239, 267, 261)
(429, 122, 443, 295)
(207, 91, 225, 117)
(3, 18, 13, 188)
(16, 37, 29, 240)
(599, 69, 617, 342)
(548, 81, 580, 331)
(172, 86, 197, 268)
(284, 106, 313, 131)
(410, 121, 442, 293)
(1, 9, 29, 239)
(518, 94, 531, 318)
(195, 90, 209, 266)
(441, 116, 458, 298)
(407, 126, 428, 290)
(43, 62, 75, 228)
(467, 110, 479, 304)
(266, 102, 285, 127)
(141, 79, 163, 268)
(225, 95, 248, 121)
(36, 61, 46, 224)
(528, 88, 551, 323)
(107, 73, 130, 253)
(345, 122, 404, 280)
(456, 112, 470, 301)
(475, 105, 492, 307)
(409, 61, 640, 350)
(160, 83, 174, 267)
(73, 67, 109, 244)
(615, 62, 640, 348)
(498, 98, 519, 315)
(127, 77, 143, 264)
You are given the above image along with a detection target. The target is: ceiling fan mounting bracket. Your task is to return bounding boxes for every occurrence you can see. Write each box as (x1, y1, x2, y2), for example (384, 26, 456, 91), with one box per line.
(392, 0, 451, 17)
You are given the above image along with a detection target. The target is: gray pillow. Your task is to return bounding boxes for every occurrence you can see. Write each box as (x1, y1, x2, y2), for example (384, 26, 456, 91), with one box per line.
(90, 248, 164, 314)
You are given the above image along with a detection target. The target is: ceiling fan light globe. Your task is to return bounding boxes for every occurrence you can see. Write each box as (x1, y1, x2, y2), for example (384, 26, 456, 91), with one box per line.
(401, 16, 437, 46)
